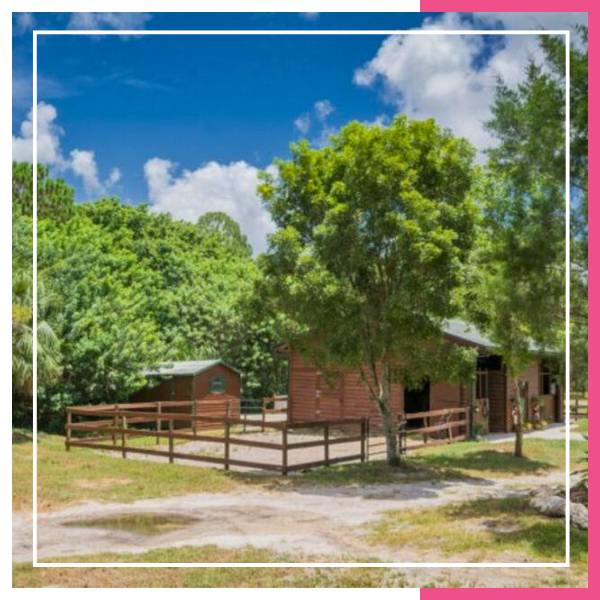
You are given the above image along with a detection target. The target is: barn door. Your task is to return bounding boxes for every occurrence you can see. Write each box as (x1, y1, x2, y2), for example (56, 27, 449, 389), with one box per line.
(315, 371, 343, 420)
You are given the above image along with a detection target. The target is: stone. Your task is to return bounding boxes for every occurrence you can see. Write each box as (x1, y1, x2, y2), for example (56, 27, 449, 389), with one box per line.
(570, 503, 588, 530)
(531, 494, 565, 517)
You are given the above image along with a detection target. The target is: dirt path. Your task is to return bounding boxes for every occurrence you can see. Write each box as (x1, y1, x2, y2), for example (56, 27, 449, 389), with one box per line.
(13, 471, 565, 563)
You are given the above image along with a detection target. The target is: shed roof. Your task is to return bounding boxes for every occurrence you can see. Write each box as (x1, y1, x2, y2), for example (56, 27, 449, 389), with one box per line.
(443, 319, 495, 349)
(142, 359, 242, 377)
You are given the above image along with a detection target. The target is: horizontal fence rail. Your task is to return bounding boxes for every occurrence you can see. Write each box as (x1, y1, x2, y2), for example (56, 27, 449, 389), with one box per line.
(399, 407, 469, 453)
(66, 401, 367, 475)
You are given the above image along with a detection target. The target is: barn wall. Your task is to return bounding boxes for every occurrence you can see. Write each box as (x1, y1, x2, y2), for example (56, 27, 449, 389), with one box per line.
(429, 382, 462, 411)
(288, 348, 403, 428)
(193, 364, 241, 401)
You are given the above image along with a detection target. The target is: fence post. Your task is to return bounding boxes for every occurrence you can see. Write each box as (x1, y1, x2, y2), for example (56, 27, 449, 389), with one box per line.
(121, 415, 127, 458)
(112, 413, 118, 447)
(66, 410, 72, 451)
(398, 413, 406, 455)
(168, 419, 174, 464)
(224, 418, 230, 470)
(156, 402, 161, 445)
(282, 424, 288, 476)
(324, 424, 330, 466)
(192, 401, 198, 436)
(262, 399, 266, 433)
(360, 418, 366, 462)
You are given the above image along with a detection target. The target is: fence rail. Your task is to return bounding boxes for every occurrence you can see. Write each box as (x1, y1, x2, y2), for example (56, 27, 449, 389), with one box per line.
(399, 407, 469, 453)
(66, 401, 366, 475)
(570, 394, 588, 421)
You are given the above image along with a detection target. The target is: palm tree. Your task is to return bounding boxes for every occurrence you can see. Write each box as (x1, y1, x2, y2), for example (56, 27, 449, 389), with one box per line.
(12, 272, 62, 397)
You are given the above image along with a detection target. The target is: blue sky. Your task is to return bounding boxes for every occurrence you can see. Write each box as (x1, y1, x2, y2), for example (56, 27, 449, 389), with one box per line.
(12, 11, 587, 253)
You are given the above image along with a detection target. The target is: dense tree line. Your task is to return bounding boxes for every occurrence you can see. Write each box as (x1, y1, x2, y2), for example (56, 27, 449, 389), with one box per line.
(12, 166, 286, 430)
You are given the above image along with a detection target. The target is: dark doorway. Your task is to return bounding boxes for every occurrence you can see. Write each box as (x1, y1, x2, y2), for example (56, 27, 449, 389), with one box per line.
(404, 380, 431, 428)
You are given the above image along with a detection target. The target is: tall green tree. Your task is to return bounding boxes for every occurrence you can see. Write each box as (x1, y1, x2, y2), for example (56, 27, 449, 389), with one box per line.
(258, 117, 478, 466)
(466, 32, 581, 456)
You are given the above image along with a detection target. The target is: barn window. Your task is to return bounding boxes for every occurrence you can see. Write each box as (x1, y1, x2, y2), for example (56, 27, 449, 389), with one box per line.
(210, 375, 226, 394)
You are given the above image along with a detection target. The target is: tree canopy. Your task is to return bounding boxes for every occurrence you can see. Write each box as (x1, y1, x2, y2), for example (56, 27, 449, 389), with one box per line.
(258, 116, 479, 465)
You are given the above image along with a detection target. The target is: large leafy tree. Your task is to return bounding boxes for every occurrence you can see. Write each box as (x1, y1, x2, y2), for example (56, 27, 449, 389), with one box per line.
(465, 32, 584, 456)
(35, 198, 287, 428)
(257, 117, 478, 466)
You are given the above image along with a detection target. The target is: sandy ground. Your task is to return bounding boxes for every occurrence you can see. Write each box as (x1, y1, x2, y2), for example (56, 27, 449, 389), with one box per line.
(13, 470, 566, 563)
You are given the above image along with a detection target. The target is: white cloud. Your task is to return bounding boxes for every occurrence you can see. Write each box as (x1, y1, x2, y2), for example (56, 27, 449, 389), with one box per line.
(12, 102, 65, 165)
(299, 13, 319, 20)
(314, 99, 334, 121)
(12, 102, 120, 196)
(13, 13, 35, 35)
(69, 150, 103, 193)
(105, 167, 122, 187)
(144, 158, 275, 255)
(293, 99, 336, 144)
(353, 12, 588, 152)
(67, 12, 152, 30)
(294, 113, 311, 134)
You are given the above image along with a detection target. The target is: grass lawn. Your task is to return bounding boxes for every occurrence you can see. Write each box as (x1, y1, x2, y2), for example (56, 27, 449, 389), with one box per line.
(576, 419, 588, 435)
(13, 546, 397, 588)
(367, 496, 588, 573)
(13, 430, 238, 511)
(14, 429, 586, 511)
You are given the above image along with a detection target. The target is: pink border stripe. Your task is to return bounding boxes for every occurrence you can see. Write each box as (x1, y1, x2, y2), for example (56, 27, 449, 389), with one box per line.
(418, 2, 592, 594)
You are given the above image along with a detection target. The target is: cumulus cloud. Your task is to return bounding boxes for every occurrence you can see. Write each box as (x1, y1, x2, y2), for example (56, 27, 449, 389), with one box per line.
(69, 150, 103, 193)
(144, 158, 275, 255)
(12, 102, 65, 165)
(67, 12, 152, 30)
(353, 12, 588, 151)
(12, 102, 120, 196)
(299, 13, 319, 20)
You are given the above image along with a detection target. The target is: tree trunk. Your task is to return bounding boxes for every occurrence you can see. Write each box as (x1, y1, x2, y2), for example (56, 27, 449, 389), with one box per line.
(378, 398, 401, 467)
(513, 377, 524, 458)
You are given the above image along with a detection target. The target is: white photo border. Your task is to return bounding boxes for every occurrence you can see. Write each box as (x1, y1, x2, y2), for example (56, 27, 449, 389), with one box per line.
(32, 28, 571, 569)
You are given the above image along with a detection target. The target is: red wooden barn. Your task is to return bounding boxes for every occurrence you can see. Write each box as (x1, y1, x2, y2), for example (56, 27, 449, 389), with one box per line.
(130, 359, 242, 422)
(286, 320, 562, 433)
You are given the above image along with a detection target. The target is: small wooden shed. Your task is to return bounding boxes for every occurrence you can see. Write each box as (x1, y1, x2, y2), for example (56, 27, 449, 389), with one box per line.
(130, 359, 242, 422)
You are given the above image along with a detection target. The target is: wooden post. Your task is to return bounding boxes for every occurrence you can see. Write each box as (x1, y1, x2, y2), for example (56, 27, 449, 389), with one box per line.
(121, 415, 127, 458)
(262, 399, 266, 433)
(360, 418, 366, 462)
(224, 418, 230, 470)
(282, 425, 288, 476)
(156, 402, 161, 445)
(168, 419, 174, 464)
(192, 400, 198, 436)
(324, 424, 330, 466)
(112, 413, 118, 447)
(66, 410, 72, 451)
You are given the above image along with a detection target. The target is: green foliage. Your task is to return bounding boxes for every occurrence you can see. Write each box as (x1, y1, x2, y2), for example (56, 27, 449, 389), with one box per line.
(258, 116, 479, 464)
(35, 200, 284, 425)
(12, 162, 74, 221)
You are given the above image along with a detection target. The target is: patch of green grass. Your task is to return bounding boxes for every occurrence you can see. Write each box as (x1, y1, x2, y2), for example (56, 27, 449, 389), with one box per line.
(576, 420, 588, 435)
(410, 439, 587, 480)
(12, 546, 402, 588)
(367, 496, 588, 571)
(13, 432, 238, 512)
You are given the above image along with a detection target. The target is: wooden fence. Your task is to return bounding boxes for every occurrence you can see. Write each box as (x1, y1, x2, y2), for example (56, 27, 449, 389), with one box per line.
(399, 407, 469, 453)
(570, 394, 588, 421)
(65, 401, 367, 475)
